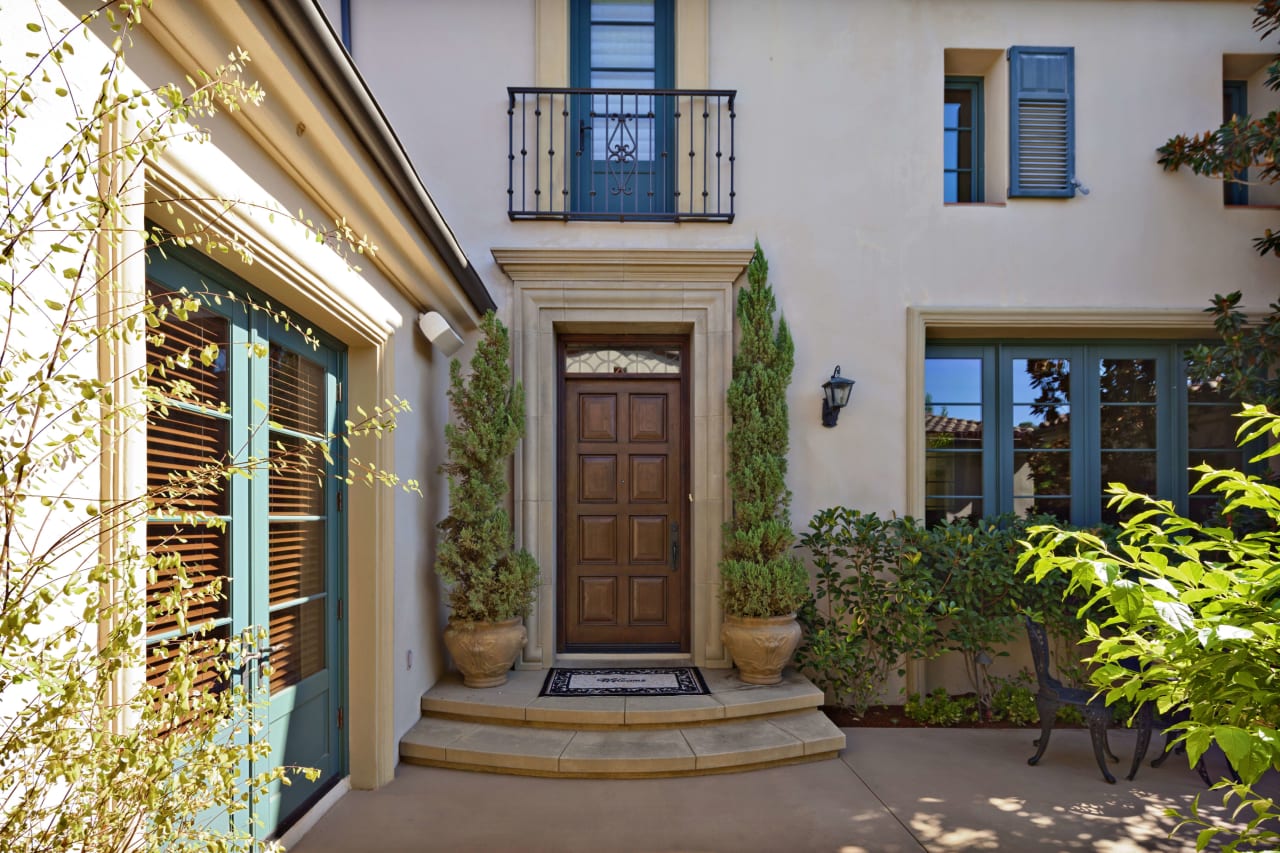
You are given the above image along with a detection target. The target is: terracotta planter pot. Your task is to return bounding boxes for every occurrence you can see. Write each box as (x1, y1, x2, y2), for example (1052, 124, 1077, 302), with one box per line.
(443, 617, 527, 688)
(720, 612, 802, 686)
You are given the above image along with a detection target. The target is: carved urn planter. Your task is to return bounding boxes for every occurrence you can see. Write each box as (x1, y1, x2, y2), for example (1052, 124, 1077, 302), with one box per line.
(443, 617, 527, 688)
(720, 613, 802, 686)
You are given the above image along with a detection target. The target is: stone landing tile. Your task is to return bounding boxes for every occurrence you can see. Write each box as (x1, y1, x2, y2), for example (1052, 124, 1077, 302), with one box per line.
(446, 724, 576, 773)
(525, 696, 626, 725)
(420, 670, 544, 721)
(559, 729, 696, 774)
(399, 717, 478, 763)
(681, 717, 804, 770)
(704, 669, 824, 718)
(623, 693, 725, 725)
(768, 711, 847, 755)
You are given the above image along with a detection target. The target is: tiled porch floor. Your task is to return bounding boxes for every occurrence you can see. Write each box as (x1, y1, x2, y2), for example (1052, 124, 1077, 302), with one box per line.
(289, 727, 1275, 852)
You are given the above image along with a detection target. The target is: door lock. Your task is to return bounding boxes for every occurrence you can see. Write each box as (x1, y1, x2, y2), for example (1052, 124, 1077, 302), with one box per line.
(670, 522, 679, 571)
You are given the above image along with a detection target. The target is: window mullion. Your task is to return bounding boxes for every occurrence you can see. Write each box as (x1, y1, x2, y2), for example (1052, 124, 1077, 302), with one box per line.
(1077, 344, 1097, 525)
(994, 344, 1012, 516)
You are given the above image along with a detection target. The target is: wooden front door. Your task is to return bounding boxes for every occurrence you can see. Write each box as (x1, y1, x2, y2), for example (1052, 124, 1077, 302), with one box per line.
(560, 340, 687, 651)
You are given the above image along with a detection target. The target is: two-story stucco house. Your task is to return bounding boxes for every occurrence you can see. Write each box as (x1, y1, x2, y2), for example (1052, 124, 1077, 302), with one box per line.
(7, 0, 1280, 844)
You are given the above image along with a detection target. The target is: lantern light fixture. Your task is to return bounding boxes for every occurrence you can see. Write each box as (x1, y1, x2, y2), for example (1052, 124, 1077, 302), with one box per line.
(821, 365, 855, 428)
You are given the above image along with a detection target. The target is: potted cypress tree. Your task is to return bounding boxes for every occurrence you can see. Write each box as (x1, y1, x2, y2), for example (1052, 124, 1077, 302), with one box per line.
(437, 311, 540, 688)
(719, 243, 809, 685)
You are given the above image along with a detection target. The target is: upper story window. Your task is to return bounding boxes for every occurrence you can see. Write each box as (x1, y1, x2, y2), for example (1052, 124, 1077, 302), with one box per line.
(944, 77, 983, 203)
(1223, 79, 1249, 206)
(508, 0, 736, 222)
(942, 46, 1077, 204)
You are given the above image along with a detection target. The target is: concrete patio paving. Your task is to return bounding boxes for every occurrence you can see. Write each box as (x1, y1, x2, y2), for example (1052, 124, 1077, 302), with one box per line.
(289, 727, 1271, 852)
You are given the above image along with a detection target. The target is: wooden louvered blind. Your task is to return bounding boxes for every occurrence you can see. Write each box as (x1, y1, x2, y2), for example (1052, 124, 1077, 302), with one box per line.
(146, 625, 231, 730)
(146, 283, 229, 409)
(267, 343, 328, 695)
(145, 282, 233, 703)
(147, 406, 228, 516)
(269, 436, 325, 516)
(270, 347, 326, 435)
(147, 524, 230, 636)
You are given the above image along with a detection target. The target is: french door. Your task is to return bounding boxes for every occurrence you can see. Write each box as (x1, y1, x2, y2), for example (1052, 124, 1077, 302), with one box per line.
(569, 0, 675, 216)
(145, 250, 346, 839)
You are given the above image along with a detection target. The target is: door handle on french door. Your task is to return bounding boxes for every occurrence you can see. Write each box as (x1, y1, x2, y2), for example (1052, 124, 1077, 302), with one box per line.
(670, 522, 679, 571)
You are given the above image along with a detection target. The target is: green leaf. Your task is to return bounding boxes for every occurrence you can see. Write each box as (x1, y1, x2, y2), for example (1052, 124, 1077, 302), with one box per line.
(1213, 725, 1253, 771)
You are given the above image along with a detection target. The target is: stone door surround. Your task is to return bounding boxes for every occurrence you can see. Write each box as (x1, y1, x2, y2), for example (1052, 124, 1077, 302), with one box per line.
(493, 248, 753, 669)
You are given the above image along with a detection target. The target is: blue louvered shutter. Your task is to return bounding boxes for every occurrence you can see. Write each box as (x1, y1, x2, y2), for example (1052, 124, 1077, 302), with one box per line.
(1008, 46, 1075, 198)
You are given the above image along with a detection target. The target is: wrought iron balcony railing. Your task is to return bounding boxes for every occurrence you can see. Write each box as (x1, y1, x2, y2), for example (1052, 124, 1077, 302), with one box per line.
(507, 87, 736, 222)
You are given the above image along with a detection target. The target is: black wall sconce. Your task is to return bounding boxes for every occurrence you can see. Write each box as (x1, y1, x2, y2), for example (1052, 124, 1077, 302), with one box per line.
(821, 365, 855, 428)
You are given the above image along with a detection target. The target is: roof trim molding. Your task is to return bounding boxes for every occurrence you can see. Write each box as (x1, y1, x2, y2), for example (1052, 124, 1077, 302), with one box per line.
(260, 0, 494, 314)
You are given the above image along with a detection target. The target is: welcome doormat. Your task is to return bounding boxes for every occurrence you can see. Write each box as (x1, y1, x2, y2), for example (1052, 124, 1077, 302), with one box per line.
(538, 667, 710, 697)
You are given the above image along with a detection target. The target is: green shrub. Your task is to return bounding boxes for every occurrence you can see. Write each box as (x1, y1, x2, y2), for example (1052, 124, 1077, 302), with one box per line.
(796, 508, 939, 714)
(1056, 705, 1085, 726)
(795, 508, 1091, 718)
(905, 688, 978, 726)
(1021, 404, 1280, 852)
(911, 513, 1090, 718)
(990, 674, 1039, 726)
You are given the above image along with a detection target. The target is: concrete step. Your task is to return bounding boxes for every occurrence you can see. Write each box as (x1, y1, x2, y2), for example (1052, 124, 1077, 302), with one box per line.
(399, 708, 845, 778)
(418, 667, 824, 728)
(399, 668, 845, 778)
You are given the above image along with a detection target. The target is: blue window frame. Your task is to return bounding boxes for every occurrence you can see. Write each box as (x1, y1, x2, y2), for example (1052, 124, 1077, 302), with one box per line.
(1008, 45, 1075, 198)
(925, 341, 1250, 527)
(944, 77, 984, 202)
(1223, 79, 1249, 206)
(569, 0, 676, 214)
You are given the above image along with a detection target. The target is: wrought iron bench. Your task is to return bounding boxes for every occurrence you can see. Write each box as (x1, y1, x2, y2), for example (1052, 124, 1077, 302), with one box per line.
(1023, 615, 1120, 783)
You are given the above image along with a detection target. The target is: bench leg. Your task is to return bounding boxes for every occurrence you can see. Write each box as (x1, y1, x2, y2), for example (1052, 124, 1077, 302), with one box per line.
(1028, 694, 1056, 767)
(1126, 704, 1154, 781)
(1087, 712, 1116, 784)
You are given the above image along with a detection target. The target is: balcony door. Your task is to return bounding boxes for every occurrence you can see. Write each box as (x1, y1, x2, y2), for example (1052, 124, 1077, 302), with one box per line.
(570, 0, 675, 217)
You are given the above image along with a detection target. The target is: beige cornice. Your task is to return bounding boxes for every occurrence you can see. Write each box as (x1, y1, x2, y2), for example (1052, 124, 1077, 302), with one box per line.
(148, 160, 399, 346)
(492, 248, 755, 282)
(911, 306, 1216, 338)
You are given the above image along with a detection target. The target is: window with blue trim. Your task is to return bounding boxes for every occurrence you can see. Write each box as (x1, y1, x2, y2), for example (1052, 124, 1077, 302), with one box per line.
(925, 342, 1248, 527)
(944, 77, 983, 202)
(1223, 79, 1249, 206)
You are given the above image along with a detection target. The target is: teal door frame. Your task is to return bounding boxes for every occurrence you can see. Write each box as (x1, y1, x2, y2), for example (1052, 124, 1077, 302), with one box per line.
(569, 0, 675, 216)
(146, 248, 348, 840)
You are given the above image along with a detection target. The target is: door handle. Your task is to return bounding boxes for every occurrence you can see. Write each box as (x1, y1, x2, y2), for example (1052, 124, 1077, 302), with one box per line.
(670, 522, 679, 572)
